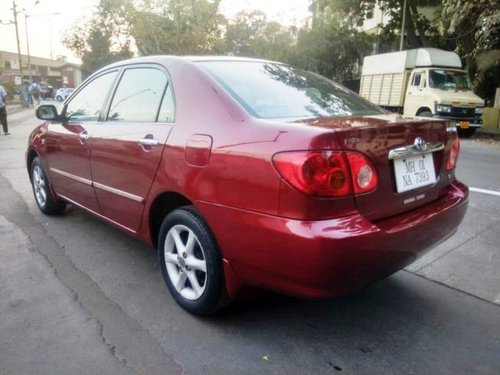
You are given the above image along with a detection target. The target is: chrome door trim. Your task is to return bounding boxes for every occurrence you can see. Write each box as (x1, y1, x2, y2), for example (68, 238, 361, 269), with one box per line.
(388, 141, 444, 160)
(93, 182, 144, 203)
(50, 168, 92, 186)
(57, 193, 137, 234)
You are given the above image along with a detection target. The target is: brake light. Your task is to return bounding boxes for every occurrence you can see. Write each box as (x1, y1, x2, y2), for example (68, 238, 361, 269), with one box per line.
(446, 135, 460, 170)
(272, 150, 377, 197)
(345, 152, 378, 194)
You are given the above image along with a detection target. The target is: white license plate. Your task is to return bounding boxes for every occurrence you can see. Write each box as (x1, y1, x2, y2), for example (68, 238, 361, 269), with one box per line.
(394, 153, 436, 193)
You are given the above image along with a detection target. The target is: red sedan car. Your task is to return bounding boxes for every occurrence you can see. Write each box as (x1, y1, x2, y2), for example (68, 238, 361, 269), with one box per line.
(28, 56, 468, 314)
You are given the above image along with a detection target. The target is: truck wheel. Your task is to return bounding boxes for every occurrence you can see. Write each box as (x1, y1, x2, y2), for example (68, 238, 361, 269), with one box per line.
(418, 110, 433, 117)
(457, 127, 477, 138)
(158, 206, 229, 315)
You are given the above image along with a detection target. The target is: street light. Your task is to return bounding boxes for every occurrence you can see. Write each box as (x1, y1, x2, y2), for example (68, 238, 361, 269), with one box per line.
(25, 10, 60, 82)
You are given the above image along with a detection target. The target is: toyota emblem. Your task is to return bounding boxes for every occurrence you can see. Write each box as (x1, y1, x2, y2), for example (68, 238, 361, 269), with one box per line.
(414, 137, 427, 152)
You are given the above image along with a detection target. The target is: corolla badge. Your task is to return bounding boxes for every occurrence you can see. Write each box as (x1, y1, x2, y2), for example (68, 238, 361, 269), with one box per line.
(413, 136, 427, 152)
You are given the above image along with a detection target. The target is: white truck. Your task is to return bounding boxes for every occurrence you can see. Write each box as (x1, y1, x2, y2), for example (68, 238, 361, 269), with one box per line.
(360, 48, 484, 136)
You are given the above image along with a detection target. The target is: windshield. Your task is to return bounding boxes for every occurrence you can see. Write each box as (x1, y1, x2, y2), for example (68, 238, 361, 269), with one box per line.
(429, 69, 472, 91)
(198, 61, 383, 119)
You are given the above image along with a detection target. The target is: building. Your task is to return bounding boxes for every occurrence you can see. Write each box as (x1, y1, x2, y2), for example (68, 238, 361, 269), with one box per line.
(0, 50, 88, 90)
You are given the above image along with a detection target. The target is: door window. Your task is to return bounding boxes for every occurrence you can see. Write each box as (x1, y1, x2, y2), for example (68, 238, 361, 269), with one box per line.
(158, 84, 175, 122)
(107, 68, 168, 122)
(411, 73, 421, 86)
(65, 71, 118, 122)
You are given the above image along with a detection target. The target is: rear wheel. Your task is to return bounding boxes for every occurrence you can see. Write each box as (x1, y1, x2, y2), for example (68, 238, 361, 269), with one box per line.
(30, 157, 66, 215)
(158, 206, 228, 315)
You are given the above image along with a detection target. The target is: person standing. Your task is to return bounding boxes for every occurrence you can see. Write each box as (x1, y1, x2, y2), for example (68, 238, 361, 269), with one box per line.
(30, 81, 42, 107)
(0, 84, 9, 135)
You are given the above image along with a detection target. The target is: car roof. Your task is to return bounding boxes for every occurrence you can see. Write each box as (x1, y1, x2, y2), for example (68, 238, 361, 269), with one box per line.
(98, 55, 279, 72)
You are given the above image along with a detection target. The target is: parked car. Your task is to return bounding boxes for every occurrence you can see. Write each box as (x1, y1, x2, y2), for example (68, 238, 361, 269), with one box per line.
(27, 56, 468, 315)
(55, 87, 75, 101)
(40, 83, 54, 99)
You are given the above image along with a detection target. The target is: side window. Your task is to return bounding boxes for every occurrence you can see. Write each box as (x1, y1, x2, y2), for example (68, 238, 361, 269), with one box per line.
(107, 68, 168, 122)
(158, 83, 175, 122)
(412, 73, 421, 86)
(65, 71, 118, 122)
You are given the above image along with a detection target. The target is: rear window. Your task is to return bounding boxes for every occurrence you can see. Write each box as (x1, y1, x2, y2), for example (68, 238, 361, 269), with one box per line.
(198, 61, 383, 119)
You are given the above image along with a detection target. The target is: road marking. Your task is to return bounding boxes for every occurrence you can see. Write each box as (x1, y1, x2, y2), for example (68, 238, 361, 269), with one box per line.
(469, 187, 500, 197)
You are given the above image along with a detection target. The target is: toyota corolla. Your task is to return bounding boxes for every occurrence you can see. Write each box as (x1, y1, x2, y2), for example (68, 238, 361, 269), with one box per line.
(27, 56, 468, 314)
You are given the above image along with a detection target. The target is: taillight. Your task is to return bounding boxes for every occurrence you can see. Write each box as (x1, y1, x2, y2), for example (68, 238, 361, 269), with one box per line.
(446, 135, 460, 170)
(272, 150, 378, 197)
(345, 152, 378, 194)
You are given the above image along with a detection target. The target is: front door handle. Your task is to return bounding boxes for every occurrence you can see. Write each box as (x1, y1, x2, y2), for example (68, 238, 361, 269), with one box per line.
(79, 130, 90, 141)
(138, 138, 160, 146)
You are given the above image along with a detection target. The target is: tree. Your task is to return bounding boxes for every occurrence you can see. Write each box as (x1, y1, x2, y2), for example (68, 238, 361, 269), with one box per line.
(63, 0, 133, 73)
(309, 0, 440, 51)
(290, 9, 374, 85)
(439, 0, 500, 103)
(129, 0, 226, 55)
(224, 10, 296, 62)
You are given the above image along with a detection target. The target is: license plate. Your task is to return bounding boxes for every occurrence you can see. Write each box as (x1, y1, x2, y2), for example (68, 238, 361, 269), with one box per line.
(394, 153, 436, 193)
(459, 121, 470, 129)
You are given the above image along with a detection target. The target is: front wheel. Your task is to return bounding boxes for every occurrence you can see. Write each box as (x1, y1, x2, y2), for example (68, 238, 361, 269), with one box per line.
(158, 206, 228, 315)
(31, 157, 66, 215)
(457, 127, 477, 138)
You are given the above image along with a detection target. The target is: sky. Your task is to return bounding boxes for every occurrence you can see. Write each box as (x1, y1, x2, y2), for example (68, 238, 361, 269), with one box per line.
(0, 0, 310, 64)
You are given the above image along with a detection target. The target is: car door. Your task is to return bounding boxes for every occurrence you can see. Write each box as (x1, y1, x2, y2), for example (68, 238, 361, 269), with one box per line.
(44, 70, 118, 212)
(90, 65, 175, 232)
(405, 70, 432, 116)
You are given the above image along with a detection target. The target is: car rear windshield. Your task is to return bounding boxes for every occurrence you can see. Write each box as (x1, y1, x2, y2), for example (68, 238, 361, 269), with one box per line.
(198, 61, 384, 119)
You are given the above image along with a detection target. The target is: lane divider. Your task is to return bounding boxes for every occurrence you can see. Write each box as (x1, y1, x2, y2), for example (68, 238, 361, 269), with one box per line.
(469, 187, 500, 197)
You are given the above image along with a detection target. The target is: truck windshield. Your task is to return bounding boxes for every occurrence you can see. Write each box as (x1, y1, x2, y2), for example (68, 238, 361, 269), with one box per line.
(429, 69, 472, 91)
(198, 61, 384, 119)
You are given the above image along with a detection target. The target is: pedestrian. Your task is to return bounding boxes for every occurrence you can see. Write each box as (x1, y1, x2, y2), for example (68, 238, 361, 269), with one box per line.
(0, 84, 9, 135)
(30, 81, 42, 107)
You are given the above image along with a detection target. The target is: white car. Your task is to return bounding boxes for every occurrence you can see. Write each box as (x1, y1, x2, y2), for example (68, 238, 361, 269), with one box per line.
(55, 87, 75, 102)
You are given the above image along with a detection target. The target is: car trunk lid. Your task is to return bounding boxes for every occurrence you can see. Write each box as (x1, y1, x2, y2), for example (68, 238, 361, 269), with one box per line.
(295, 114, 455, 221)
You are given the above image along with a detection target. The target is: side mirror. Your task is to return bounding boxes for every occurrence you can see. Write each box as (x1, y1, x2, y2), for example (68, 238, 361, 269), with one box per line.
(36, 104, 64, 122)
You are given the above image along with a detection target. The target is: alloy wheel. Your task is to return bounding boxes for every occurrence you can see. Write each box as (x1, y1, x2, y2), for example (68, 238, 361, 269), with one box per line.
(164, 224, 207, 300)
(32, 165, 47, 208)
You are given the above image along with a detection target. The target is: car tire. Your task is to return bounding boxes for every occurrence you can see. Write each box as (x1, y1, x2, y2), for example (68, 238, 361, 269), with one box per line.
(457, 127, 477, 138)
(158, 206, 229, 315)
(30, 157, 66, 215)
(56, 95, 63, 101)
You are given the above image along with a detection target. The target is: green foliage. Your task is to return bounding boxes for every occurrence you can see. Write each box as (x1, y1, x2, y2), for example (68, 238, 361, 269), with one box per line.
(290, 11, 375, 83)
(129, 0, 225, 55)
(439, 0, 500, 58)
(62, 0, 498, 99)
(63, 0, 133, 73)
(439, 0, 500, 103)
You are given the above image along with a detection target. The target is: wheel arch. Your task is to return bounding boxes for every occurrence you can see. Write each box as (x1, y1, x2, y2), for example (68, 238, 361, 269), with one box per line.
(416, 107, 433, 116)
(148, 191, 192, 247)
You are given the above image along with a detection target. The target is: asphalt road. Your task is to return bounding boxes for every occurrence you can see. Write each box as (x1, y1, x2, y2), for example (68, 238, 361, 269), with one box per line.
(1, 107, 499, 374)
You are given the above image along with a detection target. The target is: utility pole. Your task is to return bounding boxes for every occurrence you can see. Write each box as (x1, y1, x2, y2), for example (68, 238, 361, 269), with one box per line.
(12, 0, 27, 106)
(399, 0, 407, 51)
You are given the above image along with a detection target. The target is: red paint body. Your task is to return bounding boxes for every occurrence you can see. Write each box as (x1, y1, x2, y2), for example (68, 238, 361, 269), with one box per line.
(27, 56, 468, 299)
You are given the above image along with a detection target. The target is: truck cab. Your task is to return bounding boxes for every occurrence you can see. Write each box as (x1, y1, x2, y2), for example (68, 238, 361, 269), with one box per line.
(360, 48, 484, 137)
(406, 68, 483, 136)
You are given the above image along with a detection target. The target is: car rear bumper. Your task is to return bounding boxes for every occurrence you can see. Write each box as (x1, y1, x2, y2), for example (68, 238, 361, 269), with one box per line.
(196, 180, 469, 299)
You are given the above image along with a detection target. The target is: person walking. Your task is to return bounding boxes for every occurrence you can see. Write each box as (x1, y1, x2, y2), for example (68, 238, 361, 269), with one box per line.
(0, 84, 9, 135)
(29, 81, 42, 107)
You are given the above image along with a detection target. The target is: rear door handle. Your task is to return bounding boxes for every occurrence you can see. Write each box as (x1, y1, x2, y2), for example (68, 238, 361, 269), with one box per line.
(138, 138, 160, 146)
(79, 130, 90, 141)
